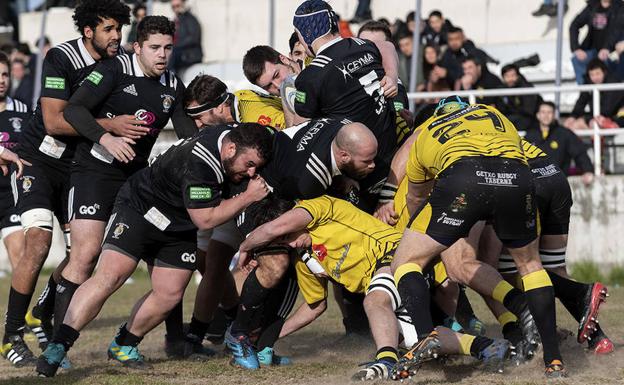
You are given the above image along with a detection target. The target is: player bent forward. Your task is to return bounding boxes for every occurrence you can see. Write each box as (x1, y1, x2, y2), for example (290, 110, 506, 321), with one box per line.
(239, 195, 514, 380)
(36, 124, 273, 377)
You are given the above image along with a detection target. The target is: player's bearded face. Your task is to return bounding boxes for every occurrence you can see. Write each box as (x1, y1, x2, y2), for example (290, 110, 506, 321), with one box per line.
(136, 33, 173, 77)
(91, 18, 122, 59)
(0, 63, 9, 100)
(223, 148, 263, 183)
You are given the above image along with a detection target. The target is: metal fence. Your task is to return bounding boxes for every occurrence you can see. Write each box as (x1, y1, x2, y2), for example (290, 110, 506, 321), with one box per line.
(407, 83, 624, 175)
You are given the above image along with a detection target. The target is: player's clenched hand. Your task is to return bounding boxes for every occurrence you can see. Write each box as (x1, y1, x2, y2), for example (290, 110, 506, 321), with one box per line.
(380, 75, 398, 98)
(0, 147, 31, 178)
(374, 201, 398, 226)
(99, 133, 136, 163)
(243, 175, 269, 202)
(98, 115, 149, 140)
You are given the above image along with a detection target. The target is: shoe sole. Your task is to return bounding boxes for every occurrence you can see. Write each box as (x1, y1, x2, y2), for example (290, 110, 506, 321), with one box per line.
(107, 350, 153, 370)
(228, 357, 259, 370)
(578, 283, 608, 344)
(36, 358, 60, 377)
(392, 335, 441, 380)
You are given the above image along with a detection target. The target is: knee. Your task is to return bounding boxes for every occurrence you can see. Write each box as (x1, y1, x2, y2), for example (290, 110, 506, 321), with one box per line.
(364, 291, 392, 313)
(153, 288, 184, 309)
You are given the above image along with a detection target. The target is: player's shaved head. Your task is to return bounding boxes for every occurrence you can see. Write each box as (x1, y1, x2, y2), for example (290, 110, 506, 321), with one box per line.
(334, 122, 377, 179)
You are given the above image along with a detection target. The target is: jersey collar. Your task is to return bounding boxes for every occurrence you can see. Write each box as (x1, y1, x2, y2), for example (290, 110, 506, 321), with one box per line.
(330, 146, 341, 176)
(5, 96, 15, 111)
(316, 37, 343, 55)
(217, 130, 229, 169)
(132, 53, 169, 84)
(77, 38, 96, 66)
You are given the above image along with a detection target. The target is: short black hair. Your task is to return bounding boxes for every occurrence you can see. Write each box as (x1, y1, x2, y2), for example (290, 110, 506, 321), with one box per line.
(288, 32, 299, 53)
(72, 0, 130, 36)
(406, 11, 415, 22)
(243, 45, 281, 85)
(34, 36, 50, 49)
(136, 15, 175, 45)
(501, 63, 519, 77)
(0, 51, 10, 71)
(447, 26, 463, 34)
(586, 58, 608, 75)
(462, 54, 481, 66)
(358, 20, 392, 41)
(132, 2, 146, 18)
(226, 123, 274, 164)
(184, 75, 228, 108)
(539, 100, 556, 111)
(428, 10, 443, 19)
(245, 197, 295, 231)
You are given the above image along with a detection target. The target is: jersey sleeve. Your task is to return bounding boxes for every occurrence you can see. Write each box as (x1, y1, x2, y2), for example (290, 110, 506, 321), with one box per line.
(182, 147, 224, 209)
(293, 70, 322, 118)
(40, 48, 74, 100)
(295, 195, 333, 229)
(294, 259, 328, 304)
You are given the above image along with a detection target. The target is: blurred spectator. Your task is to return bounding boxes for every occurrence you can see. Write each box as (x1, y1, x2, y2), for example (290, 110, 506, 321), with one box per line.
(28, 36, 49, 74)
(439, 26, 497, 85)
(350, 0, 372, 24)
(170, 0, 203, 76)
(422, 44, 453, 92)
(9, 58, 25, 94)
(532, 0, 567, 17)
(12, 59, 33, 105)
(288, 31, 311, 68)
(397, 31, 413, 86)
(501, 64, 541, 131)
(564, 58, 624, 130)
(422, 10, 454, 46)
(458, 55, 506, 108)
(569, 0, 622, 84)
(406, 11, 416, 34)
(124, 2, 146, 51)
(525, 101, 594, 184)
(336, 13, 354, 38)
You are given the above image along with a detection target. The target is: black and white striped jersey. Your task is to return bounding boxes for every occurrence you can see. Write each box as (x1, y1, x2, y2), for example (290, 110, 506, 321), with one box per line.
(116, 125, 231, 232)
(261, 118, 346, 201)
(0, 97, 30, 210)
(19, 38, 119, 168)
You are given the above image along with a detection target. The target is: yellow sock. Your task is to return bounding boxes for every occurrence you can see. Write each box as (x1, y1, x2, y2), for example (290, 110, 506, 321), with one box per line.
(521, 269, 552, 291)
(376, 349, 398, 362)
(497, 311, 518, 327)
(492, 280, 515, 303)
(394, 262, 422, 284)
(459, 334, 475, 356)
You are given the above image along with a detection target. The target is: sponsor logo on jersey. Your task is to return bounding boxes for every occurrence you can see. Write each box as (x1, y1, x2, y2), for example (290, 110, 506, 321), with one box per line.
(9, 214, 20, 224)
(161, 94, 174, 113)
(335, 53, 375, 81)
(550, 140, 559, 150)
(436, 212, 464, 227)
(22, 175, 34, 192)
(257, 115, 272, 125)
(123, 84, 138, 96)
(295, 90, 306, 104)
(450, 193, 467, 213)
(112, 222, 129, 239)
(79, 203, 101, 216)
(312, 244, 327, 261)
(475, 171, 518, 186)
(0, 132, 9, 142)
(9, 117, 22, 132)
(181, 252, 196, 263)
(44, 77, 65, 90)
(296, 119, 328, 151)
(189, 186, 212, 200)
(331, 243, 351, 279)
(86, 71, 103, 85)
(135, 109, 156, 125)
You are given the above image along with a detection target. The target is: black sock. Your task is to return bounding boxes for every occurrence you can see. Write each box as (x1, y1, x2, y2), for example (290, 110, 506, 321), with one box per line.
(469, 335, 494, 357)
(230, 268, 270, 336)
(53, 323, 80, 351)
(455, 285, 476, 327)
(115, 324, 143, 347)
(164, 301, 184, 340)
(396, 271, 434, 338)
(526, 286, 561, 364)
(53, 277, 80, 335)
(547, 271, 588, 321)
(256, 318, 285, 351)
(5, 287, 33, 336)
(32, 275, 58, 321)
(502, 287, 526, 316)
(188, 315, 210, 338)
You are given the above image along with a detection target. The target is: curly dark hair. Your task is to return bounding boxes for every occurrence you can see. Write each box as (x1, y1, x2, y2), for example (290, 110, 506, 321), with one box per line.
(72, 0, 131, 36)
(226, 123, 274, 164)
(136, 15, 176, 45)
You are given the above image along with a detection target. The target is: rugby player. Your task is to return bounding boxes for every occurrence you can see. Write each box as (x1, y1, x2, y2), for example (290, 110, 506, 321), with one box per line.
(240, 195, 514, 379)
(0, 51, 30, 272)
(391, 97, 565, 378)
(2, 0, 131, 367)
(36, 123, 273, 377)
(50, 16, 198, 351)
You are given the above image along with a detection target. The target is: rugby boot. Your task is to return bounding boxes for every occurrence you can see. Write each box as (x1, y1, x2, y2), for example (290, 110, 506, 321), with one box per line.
(351, 358, 394, 381)
(544, 359, 567, 378)
(517, 309, 540, 361)
(477, 339, 515, 373)
(466, 317, 487, 336)
(391, 330, 441, 380)
(578, 282, 608, 344)
(257, 346, 291, 366)
(25, 309, 52, 350)
(36, 342, 66, 377)
(164, 333, 215, 361)
(590, 335, 615, 355)
(224, 329, 259, 370)
(2, 333, 37, 367)
(107, 339, 152, 369)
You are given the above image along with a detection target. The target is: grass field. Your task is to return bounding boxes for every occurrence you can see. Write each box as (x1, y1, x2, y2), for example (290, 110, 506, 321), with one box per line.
(1, 271, 623, 385)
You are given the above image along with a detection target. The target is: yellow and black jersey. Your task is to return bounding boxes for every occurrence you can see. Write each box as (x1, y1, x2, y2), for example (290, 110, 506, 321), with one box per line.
(521, 139, 548, 161)
(233, 89, 286, 130)
(294, 195, 401, 304)
(406, 104, 526, 183)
